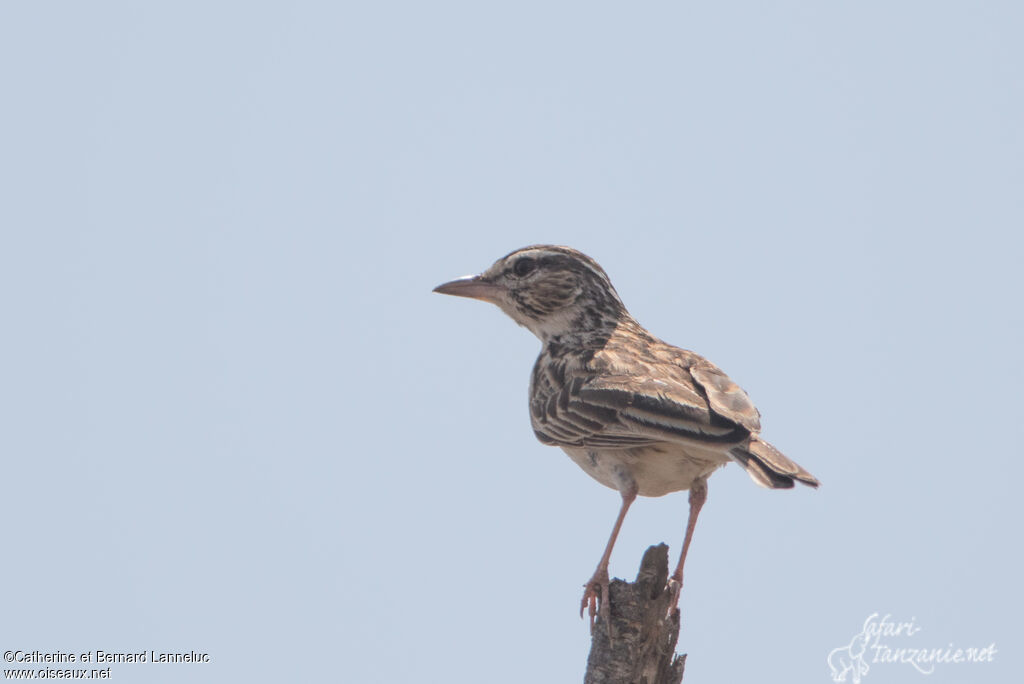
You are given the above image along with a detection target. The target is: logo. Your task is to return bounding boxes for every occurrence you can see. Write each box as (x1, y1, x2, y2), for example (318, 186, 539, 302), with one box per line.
(828, 613, 996, 682)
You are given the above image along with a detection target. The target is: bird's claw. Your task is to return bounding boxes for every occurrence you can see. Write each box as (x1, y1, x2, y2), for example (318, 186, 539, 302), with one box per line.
(666, 575, 682, 618)
(580, 568, 611, 633)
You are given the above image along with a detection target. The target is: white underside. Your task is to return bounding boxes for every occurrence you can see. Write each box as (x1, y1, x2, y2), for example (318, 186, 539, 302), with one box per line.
(561, 443, 732, 497)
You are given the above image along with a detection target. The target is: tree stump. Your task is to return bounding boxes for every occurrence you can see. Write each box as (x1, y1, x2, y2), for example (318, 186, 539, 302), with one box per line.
(584, 544, 686, 684)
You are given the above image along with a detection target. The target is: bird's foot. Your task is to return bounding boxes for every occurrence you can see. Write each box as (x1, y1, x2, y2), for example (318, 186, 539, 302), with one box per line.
(666, 572, 683, 618)
(580, 567, 611, 633)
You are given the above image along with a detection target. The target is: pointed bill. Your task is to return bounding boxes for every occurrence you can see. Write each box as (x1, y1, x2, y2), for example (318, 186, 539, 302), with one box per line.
(432, 275, 506, 303)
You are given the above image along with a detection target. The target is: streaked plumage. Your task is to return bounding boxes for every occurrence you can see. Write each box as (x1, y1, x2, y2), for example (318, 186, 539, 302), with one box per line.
(434, 245, 818, 627)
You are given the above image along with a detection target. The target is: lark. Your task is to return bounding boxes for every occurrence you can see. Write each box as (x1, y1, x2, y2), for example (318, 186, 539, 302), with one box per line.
(434, 245, 818, 627)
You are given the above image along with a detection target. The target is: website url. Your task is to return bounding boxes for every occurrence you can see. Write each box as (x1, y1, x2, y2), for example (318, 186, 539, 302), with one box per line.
(4, 668, 111, 679)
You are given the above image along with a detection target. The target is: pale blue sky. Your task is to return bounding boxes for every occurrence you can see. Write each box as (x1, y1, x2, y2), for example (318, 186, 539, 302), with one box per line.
(1, 2, 1021, 683)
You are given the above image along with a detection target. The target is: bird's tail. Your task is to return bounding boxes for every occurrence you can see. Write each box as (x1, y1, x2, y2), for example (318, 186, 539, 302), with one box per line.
(730, 437, 820, 489)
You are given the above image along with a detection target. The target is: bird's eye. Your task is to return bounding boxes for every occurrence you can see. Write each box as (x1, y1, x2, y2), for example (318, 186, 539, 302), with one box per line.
(513, 258, 536, 277)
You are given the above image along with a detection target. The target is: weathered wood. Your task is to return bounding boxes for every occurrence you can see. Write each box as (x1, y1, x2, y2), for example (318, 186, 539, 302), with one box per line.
(584, 544, 686, 684)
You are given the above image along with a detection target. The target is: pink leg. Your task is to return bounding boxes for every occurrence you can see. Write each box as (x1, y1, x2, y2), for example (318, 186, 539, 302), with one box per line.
(580, 487, 637, 630)
(668, 478, 708, 606)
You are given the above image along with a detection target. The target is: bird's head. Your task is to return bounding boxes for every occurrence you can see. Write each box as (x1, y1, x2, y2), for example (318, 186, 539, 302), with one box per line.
(433, 245, 628, 341)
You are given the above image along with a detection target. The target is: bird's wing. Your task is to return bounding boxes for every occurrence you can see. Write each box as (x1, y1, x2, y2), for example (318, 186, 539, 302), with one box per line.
(530, 374, 656, 448)
(574, 371, 750, 444)
(532, 342, 819, 488)
(531, 366, 753, 449)
(530, 332, 762, 448)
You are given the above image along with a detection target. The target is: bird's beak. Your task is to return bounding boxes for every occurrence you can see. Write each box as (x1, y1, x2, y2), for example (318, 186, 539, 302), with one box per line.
(432, 274, 505, 303)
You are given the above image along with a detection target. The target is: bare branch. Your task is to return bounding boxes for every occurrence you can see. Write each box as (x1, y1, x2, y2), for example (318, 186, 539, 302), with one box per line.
(584, 544, 686, 684)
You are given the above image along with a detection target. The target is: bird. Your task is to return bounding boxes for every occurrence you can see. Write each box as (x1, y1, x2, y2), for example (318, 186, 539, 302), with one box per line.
(433, 245, 818, 628)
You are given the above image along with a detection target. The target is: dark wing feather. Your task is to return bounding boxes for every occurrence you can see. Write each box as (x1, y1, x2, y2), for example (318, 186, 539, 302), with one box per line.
(690, 363, 761, 433)
(530, 375, 655, 448)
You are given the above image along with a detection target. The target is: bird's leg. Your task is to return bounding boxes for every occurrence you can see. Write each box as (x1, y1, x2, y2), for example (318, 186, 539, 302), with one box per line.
(581, 485, 637, 632)
(668, 477, 708, 610)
